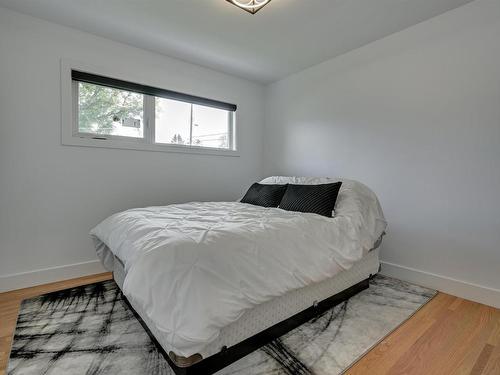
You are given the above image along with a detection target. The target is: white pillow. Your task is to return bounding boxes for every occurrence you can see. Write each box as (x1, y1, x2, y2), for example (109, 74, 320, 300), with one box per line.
(259, 176, 339, 185)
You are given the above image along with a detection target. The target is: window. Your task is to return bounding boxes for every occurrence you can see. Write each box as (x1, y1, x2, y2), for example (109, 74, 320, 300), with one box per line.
(63, 65, 237, 155)
(77, 82, 144, 139)
(154, 98, 233, 148)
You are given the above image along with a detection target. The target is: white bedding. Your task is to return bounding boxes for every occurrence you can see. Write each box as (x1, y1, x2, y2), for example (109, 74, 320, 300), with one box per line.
(90, 178, 386, 357)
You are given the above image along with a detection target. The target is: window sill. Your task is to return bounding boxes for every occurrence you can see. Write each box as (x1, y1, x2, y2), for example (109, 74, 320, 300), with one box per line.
(62, 135, 240, 157)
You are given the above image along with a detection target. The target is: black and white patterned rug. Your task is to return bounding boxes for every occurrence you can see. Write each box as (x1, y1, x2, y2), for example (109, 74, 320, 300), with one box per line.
(7, 275, 435, 375)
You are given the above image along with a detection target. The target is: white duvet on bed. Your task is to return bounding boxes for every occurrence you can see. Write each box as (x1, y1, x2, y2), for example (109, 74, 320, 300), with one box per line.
(90, 178, 386, 357)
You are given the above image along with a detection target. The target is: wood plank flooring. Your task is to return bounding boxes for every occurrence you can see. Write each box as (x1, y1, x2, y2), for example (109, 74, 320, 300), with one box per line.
(1, 273, 499, 375)
(347, 292, 500, 374)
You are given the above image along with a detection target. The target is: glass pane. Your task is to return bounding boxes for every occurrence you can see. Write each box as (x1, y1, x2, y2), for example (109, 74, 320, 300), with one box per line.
(192, 105, 230, 149)
(78, 82, 144, 138)
(155, 98, 191, 145)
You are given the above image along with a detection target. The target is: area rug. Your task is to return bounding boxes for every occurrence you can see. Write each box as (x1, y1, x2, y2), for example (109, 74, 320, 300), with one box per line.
(7, 275, 436, 375)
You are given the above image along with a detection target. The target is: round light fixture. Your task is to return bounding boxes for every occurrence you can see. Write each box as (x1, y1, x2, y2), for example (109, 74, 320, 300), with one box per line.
(232, 0, 271, 9)
(227, 0, 272, 14)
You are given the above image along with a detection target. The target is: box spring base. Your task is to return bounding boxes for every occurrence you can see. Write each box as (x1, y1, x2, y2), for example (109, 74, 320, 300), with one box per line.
(121, 278, 370, 375)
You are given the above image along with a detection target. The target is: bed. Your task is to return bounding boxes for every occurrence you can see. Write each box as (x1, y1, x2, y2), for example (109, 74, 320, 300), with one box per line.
(91, 177, 387, 374)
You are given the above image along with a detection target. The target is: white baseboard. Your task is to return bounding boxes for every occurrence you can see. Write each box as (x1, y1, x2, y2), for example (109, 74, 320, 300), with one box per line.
(0, 260, 107, 293)
(380, 261, 500, 309)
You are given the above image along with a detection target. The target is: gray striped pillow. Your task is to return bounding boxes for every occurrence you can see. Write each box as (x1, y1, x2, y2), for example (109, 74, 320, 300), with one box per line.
(279, 182, 342, 217)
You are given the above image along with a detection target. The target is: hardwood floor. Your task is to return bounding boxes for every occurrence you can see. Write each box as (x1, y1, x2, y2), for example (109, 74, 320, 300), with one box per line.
(347, 292, 500, 374)
(0, 274, 499, 375)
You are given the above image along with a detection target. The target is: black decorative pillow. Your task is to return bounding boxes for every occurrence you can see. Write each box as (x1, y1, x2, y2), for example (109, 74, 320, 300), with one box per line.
(241, 183, 288, 208)
(279, 182, 342, 217)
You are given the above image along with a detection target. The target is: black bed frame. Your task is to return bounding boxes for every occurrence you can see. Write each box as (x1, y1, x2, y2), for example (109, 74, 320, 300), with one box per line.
(122, 277, 371, 375)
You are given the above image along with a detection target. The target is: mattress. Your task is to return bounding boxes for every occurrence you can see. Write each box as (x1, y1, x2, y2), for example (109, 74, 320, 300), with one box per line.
(113, 247, 380, 364)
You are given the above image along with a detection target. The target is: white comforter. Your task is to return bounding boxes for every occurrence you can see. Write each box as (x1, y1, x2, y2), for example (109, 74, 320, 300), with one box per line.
(90, 178, 386, 357)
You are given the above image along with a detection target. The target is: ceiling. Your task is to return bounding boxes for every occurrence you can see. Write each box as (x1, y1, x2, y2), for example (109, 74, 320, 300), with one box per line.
(0, 0, 474, 83)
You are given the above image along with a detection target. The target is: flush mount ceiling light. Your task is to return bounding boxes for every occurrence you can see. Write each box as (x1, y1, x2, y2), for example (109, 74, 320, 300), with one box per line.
(226, 0, 272, 14)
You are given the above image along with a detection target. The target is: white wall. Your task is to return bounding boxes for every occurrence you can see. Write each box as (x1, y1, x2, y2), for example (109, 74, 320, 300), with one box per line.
(264, 0, 500, 307)
(2, 1, 499, 308)
(0, 8, 265, 291)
